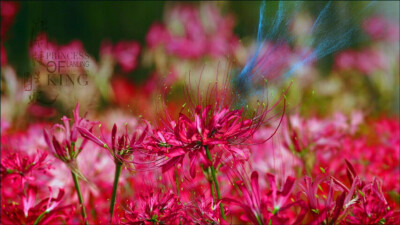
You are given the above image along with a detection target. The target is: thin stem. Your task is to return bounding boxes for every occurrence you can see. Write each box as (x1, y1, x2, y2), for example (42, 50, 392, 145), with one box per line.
(208, 167, 215, 201)
(110, 162, 122, 223)
(33, 211, 47, 225)
(204, 145, 226, 219)
(175, 168, 180, 196)
(71, 171, 89, 225)
(209, 179, 215, 201)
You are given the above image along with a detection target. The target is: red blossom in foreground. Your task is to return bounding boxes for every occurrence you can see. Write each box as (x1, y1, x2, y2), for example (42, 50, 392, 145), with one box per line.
(186, 194, 229, 225)
(144, 77, 286, 176)
(77, 123, 148, 167)
(300, 160, 400, 224)
(120, 191, 184, 224)
(0, 150, 50, 187)
(43, 104, 94, 180)
(1, 187, 74, 225)
(225, 171, 301, 225)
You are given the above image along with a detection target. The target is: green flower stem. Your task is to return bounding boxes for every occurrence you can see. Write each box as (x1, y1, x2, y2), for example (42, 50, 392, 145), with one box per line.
(110, 162, 122, 223)
(175, 168, 180, 196)
(33, 211, 47, 225)
(204, 145, 226, 219)
(71, 171, 89, 225)
(209, 178, 215, 201)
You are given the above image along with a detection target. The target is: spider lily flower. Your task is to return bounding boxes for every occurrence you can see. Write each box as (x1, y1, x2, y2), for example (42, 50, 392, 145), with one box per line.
(121, 191, 185, 224)
(186, 194, 229, 225)
(346, 178, 400, 224)
(300, 160, 400, 224)
(1, 187, 74, 225)
(141, 125, 186, 173)
(225, 171, 300, 225)
(43, 104, 94, 181)
(0, 150, 50, 187)
(78, 122, 148, 223)
(300, 175, 353, 225)
(148, 77, 287, 176)
(77, 123, 148, 167)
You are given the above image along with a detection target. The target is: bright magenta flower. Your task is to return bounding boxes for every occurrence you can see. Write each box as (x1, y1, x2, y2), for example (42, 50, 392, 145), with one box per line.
(0, 150, 50, 187)
(77, 123, 148, 167)
(145, 77, 286, 177)
(120, 191, 184, 225)
(300, 160, 400, 224)
(43, 104, 94, 180)
(186, 194, 229, 225)
(1, 187, 74, 225)
(225, 171, 300, 225)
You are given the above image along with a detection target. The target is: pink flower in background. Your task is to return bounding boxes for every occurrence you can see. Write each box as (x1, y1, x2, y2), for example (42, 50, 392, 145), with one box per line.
(0, 1, 19, 38)
(1, 44, 7, 65)
(255, 42, 293, 80)
(112, 41, 141, 73)
(334, 48, 387, 74)
(146, 3, 239, 59)
(1, 1, 19, 66)
(29, 34, 88, 73)
(146, 23, 171, 49)
(363, 16, 400, 42)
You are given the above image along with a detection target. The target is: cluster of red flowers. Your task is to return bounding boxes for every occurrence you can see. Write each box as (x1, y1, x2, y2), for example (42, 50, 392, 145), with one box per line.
(2, 85, 399, 224)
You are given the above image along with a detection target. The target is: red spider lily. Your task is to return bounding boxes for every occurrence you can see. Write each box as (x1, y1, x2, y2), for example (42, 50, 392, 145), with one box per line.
(146, 75, 287, 176)
(78, 122, 148, 223)
(225, 171, 301, 225)
(120, 191, 185, 225)
(0, 150, 50, 187)
(1, 187, 74, 225)
(300, 175, 350, 224)
(141, 125, 186, 172)
(43, 104, 94, 180)
(186, 194, 229, 225)
(77, 123, 148, 167)
(300, 160, 400, 224)
(345, 178, 400, 224)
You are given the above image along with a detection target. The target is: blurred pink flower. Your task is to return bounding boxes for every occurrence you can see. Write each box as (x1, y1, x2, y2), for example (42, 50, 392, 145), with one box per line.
(146, 3, 239, 59)
(112, 41, 141, 73)
(1, 44, 7, 65)
(363, 16, 400, 42)
(0, 1, 19, 38)
(29, 34, 89, 73)
(146, 23, 171, 49)
(334, 48, 387, 74)
(1, 1, 19, 66)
